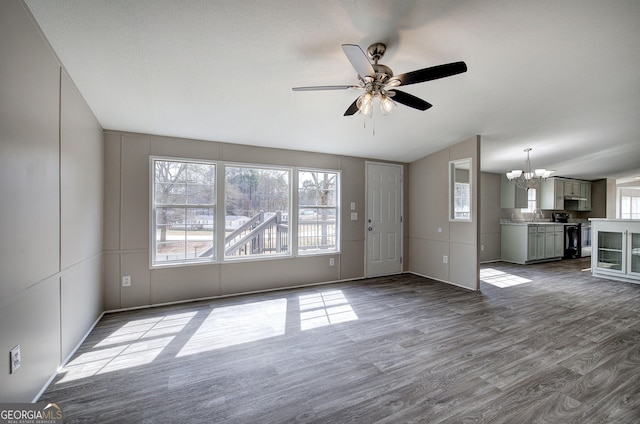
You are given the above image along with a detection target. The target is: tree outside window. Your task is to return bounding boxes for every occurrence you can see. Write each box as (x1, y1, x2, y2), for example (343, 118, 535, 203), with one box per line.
(298, 170, 339, 254)
(224, 166, 290, 258)
(153, 159, 216, 265)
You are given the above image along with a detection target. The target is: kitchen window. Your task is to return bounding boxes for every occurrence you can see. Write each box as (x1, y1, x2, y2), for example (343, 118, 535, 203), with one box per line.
(521, 188, 537, 213)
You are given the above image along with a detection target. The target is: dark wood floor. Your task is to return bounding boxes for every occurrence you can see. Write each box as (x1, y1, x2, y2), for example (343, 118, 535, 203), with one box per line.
(41, 258, 640, 423)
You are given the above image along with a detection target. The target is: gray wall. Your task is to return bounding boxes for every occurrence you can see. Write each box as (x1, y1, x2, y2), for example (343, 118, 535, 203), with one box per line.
(407, 136, 481, 290)
(0, 0, 104, 402)
(480, 172, 502, 262)
(103, 132, 409, 309)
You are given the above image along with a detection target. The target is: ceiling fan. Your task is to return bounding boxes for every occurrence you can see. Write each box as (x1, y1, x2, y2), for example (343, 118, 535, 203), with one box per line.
(292, 43, 467, 117)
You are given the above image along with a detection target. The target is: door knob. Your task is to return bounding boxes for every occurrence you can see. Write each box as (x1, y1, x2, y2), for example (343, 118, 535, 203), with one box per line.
(368, 226, 373, 231)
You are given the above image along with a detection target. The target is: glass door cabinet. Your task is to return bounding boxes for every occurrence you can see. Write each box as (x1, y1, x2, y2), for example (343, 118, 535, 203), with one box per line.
(591, 220, 640, 284)
(631, 232, 640, 276)
(596, 231, 624, 272)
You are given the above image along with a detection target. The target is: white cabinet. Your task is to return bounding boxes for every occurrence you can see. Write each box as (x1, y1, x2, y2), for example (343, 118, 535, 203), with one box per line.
(591, 219, 640, 284)
(502, 224, 564, 264)
(500, 175, 528, 209)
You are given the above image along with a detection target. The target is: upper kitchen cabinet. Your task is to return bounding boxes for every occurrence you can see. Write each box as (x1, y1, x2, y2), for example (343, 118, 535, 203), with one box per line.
(579, 181, 592, 211)
(540, 178, 564, 210)
(500, 175, 528, 209)
(540, 177, 591, 211)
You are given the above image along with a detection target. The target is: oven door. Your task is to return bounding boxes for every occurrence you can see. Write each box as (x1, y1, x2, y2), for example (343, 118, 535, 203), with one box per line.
(564, 224, 581, 258)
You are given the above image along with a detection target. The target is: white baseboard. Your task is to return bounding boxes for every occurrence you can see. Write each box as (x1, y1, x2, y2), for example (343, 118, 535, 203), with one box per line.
(33, 311, 105, 402)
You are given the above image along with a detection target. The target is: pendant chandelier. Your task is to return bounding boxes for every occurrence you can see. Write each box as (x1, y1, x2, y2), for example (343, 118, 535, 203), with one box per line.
(506, 148, 551, 189)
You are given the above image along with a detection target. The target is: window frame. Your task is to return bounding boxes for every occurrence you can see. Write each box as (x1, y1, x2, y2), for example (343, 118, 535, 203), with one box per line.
(521, 188, 537, 214)
(150, 156, 217, 267)
(620, 194, 640, 219)
(297, 168, 341, 256)
(223, 163, 293, 261)
(150, 157, 342, 268)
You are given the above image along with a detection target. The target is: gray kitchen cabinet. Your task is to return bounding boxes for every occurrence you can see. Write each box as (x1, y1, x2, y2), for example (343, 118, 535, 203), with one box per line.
(540, 177, 591, 211)
(564, 180, 580, 197)
(540, 178, 564, 210)
(502, 223, 565, 264)
(527, 226, 546, 261)
(579, 181, 592, 211)
(500, 175, 528, 209)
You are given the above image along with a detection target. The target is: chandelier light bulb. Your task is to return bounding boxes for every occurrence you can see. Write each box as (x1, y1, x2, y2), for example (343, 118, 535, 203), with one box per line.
(505, 148, 550, 190)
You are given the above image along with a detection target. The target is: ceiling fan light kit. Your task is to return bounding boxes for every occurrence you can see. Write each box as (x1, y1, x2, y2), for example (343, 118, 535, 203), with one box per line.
(292, 42, 467, 118)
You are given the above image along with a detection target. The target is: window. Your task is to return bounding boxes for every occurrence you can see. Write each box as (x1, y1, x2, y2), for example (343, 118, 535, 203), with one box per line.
(453, 182, 471, 219)
(298, 170, 339, 254)
(521, 188, 536, 213)
(224, 165, 291, 258)
(621, 194, 640, 219)
(152, 159, 216, 265)
(151, 159, 341, 266)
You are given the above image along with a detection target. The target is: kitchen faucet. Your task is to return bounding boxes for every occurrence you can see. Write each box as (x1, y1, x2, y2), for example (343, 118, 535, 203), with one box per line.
(532, 208, 543, 222)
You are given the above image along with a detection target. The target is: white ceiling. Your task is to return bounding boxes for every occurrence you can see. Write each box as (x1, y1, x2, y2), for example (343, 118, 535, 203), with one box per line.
(25, 0, 640, 183)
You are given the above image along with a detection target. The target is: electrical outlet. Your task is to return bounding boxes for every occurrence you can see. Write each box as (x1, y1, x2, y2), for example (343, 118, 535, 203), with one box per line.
(10, 345, 21, 374)
(481, 244, 485, 251)
(329, 258, 335, 267)
(122, 275, 131, 287)
(443, 255, 448, 264)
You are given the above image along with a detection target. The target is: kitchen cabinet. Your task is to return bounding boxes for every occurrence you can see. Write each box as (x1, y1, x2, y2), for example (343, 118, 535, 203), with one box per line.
(500, 175, 528, 209)
(591, 219, 640, 284)
(540, 178, 564, 210)
(579, 182, 591, 211)
(527, 225, 546, 261)
(502, 223, 564, 264)
(540, 177, 591, 211)
(564, 180, 580, 197)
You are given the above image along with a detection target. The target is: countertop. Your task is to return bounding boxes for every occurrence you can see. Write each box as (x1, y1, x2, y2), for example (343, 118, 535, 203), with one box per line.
(501, 221, 573, 226)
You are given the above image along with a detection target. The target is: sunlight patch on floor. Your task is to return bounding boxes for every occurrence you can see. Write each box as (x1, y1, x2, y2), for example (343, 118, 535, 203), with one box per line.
(177, 298, 287, 356)
(299, 290, 358, 331)
(58, 312, 197, 383)
(480, 268, 532, 288)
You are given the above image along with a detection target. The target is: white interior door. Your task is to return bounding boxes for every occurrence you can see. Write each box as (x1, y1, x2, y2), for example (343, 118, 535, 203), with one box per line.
(366, 162, 403, 277)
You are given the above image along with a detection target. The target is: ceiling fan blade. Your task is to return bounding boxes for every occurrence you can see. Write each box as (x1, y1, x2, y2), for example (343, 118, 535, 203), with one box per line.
(342, 44, 376, 79)
(343, 99, 359, 116)
(292, 85, 354, 91)
(389, 90, 432, 111)
(393, 61, 467, 86)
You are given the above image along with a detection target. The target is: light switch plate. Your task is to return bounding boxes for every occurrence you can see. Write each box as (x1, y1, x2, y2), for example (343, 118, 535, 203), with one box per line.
(10, 345, 21, 374)
(122, 276, 131, 287)
(351, 212, 358, 220)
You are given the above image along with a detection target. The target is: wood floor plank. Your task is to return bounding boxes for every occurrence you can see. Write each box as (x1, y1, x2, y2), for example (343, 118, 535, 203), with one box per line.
(39, 257, 640, 423)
